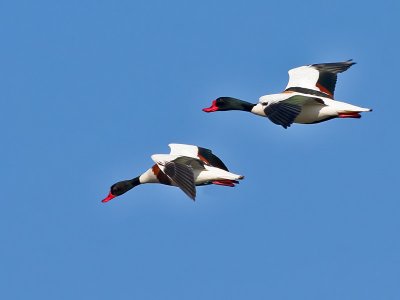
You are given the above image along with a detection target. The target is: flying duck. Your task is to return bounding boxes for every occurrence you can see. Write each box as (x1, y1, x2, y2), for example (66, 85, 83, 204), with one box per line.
(203, 60, 372, 128)
(102, 143, 244, 203)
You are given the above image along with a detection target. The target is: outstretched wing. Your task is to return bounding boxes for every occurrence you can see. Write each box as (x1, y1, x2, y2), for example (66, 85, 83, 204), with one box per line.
(264, 95, 325, 129)
(284, 60, 355, 99)
(169, 143, 229, 171)
(163, 160, 196, 201)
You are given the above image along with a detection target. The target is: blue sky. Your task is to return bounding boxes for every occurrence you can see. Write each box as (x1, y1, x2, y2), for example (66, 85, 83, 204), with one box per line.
(1, 0, 399, 299)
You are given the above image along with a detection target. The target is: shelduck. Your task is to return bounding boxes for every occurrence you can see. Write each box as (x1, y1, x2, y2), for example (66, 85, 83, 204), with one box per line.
(102, 143, 244, 203)
(203, 60, 372, 128)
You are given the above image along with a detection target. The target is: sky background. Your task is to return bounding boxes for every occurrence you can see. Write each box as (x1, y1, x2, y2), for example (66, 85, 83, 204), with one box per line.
(1, 0, 399, 299)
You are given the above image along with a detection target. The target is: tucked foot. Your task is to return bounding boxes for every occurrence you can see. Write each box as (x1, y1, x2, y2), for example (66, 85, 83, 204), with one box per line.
(338, 112, 361, 118)
(212, 180, 239, 187)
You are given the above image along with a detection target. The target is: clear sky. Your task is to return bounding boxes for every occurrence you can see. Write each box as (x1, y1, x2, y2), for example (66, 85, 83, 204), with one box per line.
(1, 0, 399, 299)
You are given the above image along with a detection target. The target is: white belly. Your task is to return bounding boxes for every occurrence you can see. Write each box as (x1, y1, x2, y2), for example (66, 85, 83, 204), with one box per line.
(294, 105, 337, 123)
(252, 98, 370, 124)
(194, 166, 243, 184)
(252, 102, 334, 123)
(295, 100, 370, 124)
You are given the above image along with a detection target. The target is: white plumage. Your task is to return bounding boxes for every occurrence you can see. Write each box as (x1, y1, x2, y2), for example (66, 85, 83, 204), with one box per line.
(102, 144, 244, 203)
(203, 60, 372, 129)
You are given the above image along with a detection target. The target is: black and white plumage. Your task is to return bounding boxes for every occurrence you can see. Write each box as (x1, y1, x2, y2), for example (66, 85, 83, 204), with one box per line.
(151, 144, 244, 200)
(101, 144, 244, 203)
(203, 60, 372, 129)
(284, 60, 356, 98)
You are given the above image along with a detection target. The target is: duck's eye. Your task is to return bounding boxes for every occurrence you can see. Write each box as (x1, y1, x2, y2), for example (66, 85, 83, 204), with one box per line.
(262, 102, 269, 106)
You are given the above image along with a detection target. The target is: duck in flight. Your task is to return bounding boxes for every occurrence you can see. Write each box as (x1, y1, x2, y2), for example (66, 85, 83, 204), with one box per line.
(203, 60, 372, 129)
(102, 143, 244, 203)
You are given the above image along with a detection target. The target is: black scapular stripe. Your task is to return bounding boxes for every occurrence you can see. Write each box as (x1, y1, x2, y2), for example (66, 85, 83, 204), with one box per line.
(284, 87, 333, 99)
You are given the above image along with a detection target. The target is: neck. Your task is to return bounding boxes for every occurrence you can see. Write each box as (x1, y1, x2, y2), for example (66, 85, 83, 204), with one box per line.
(225, 97, 255, 112)
(128, 176, 141, 188)
(120, 176, 141, 192)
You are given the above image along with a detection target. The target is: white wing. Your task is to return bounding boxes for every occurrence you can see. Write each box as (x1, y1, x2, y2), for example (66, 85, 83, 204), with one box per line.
(285, 66, 320, 92)
(168, 143, 198, 158)
(151, 154, 178, 167)
(169, 143, 230, 171)
(284, 60, 355, 98)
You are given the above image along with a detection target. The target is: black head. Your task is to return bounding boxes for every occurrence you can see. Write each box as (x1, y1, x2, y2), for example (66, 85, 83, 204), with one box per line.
(102, 177, 140, 203)
(202, 97, 254, 112)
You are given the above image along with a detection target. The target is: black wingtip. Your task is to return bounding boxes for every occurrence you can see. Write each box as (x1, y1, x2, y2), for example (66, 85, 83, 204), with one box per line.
(347, 59, 356, 66)
(342, 59, 357, 70)
(312, 60, 357, 73)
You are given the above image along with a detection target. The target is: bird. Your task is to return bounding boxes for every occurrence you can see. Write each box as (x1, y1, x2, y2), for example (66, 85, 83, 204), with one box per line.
(203, 60, 372, 129)
(101, 143, 244, 203)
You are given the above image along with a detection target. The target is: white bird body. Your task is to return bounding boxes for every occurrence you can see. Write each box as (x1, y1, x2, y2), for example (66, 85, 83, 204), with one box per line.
(252, 92, 371, 124)
(138, 167, 160, 184)
(102, 143, 244, 203)
(203, 60, 372, 128)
